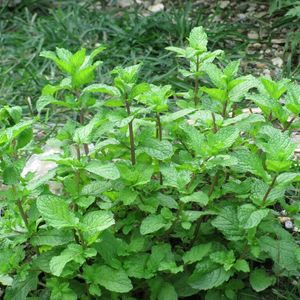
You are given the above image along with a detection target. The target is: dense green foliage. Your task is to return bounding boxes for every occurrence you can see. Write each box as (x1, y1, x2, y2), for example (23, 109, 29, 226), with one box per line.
(0, 26, 300, 299)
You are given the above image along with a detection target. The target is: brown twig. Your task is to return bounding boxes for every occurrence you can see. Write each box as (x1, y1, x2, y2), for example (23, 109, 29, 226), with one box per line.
(262, 175, 278, 204)
(211, 112, 218, 133)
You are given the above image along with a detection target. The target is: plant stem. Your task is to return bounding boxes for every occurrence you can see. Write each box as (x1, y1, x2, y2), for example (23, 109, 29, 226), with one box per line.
(208, 173, 219, 197)
(283, 116, 296, 132)
(262, 175, 278, 204)
(79, 108, 90, 159)
(12, 185, 29, 230)
(211, 112, 218, 133)
(222, 99, 228, 117)
(156, 112, 162, 141)
(156, 112, 163, 185)
(125, 100, 136, 165)
(193, 54, 200, 106)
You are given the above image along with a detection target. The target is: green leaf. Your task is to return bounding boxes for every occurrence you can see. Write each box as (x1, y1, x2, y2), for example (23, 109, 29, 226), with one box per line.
(229, 75, 258, 102)
(83, 83, 120, 96)
(160, 165, 192, 191)
(257, 126, 295, 168)
(36, 95, 73, 112)
(86, 161, 120, 180)
(80, 210, 115, 244)
(0, 275, 13, 286)
(72, 65, 96, 87)
(180, 191, 209, 206)
(36, 195, 79, 229)
(183, 243, 212, 264)
(237, 204, 269, 229)
(286, 83, 300, 114)
(188, 263, 231, 290)
(4, 271, 39, 300)
(73, 119, 98, 144)
(158, 282, 178, 300)
(224, 60, 240, 79)
(201, 87, 227, 102)
(258, 236, 299, 271)
(81, 181, 112, 196)
(260, 77, 287, 100)
(276, 172, 300, 187)
(97, 265, 132, 293)
(234, 259, 250, 272)
(232, 149, 268, 180)
(70, 48, 86, 69)
(147, 244, 182, 274)
(123, 254, 152, 279)
(129, 82, 150, 100)
(3, 165, 20, 185)
(31, 229, 74, 246)
(203, 63, 226, 89)
(165, 46, 186, 56)
(140, 214, 168, 235)
(207, 126, 239, 153)
(161, 108, 195, 123)
(50, 244, 84, 276)
(210, 250, 235, 271)
(249, 269, 276, 292)
(140, 139, 173, 160)
(47, 278, 77, 300)
(211, 206, 244, 241)
(188, 26, 208, 51)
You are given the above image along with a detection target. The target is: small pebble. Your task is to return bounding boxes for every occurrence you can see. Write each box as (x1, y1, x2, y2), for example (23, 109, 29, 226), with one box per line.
(285, 220, 293, 229)
(272, 57, 283, 68)
(271, 38, 285, 44)
(237, 13, 247, 21)
(248, 31, 258, 39)
(148, 3, 164, 13)
(220, 1, 230, 9)
(252, 43, 262, 49)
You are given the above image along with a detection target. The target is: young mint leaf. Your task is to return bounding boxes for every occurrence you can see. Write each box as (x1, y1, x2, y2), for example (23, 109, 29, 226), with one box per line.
(211, 206, 244, 241)
(250, 269, 276, 292)
(188, 26, 208, 52)
(158, 282, 178, 300)
(224, 60, 240, 79)
(140, 214, 169, 235)
(79, 210, 115, 245)
(258, 236, 299, 271)
(47, 278, 77, 300)
(234, 259, 250, 273)
(139, 139, 173, 160)
(210, 250, 235, 271)
(123, 254, 152, 279)
(50, 244, 84, 276)
(188, 261, 232, 290)
(180, 191, 209, 206)
(96, 265, 133, 293)
(232, 149, 269, 180)
(286, 83, 300, 114)
(203, 63, 226, 89)
(3, 165, 20, 185)
(31, 229, 74, 247)
(237, 204, 269, 229)
(147, 244, 182, 274)
(207, 126, 240, 153)
(37, 195, 79, 229)
(85, 161, 120, 180)
(82, 83, 120, 96)
(183, 243, 212, 264)
(4, 271, 39, 300)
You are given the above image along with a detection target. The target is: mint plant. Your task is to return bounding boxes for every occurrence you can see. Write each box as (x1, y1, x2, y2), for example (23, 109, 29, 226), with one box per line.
(1, 27, 300, 300)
